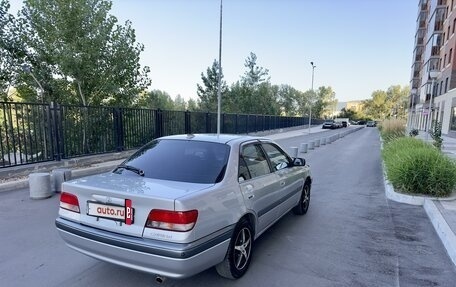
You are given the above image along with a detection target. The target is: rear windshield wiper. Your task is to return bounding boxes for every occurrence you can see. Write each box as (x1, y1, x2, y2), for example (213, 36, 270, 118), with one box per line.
(114, 164, 145, 177)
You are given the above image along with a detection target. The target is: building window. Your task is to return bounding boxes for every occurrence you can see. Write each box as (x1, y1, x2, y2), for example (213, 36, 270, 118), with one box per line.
(451, 106, 456, 131)
(454, 18, 456, 33)
(450, 48, 453, 63)
(446, 77, 449, 92)
(448, 26, 451, 40)
(440, 81, 444, 95)
(445, 54, 447, 65)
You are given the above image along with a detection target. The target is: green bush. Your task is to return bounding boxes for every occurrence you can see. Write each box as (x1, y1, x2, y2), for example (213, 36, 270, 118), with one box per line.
(383, 137, 456, 197)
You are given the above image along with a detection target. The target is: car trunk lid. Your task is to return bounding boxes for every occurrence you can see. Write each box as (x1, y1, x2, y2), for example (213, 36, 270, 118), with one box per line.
(60, 172, 213, 238)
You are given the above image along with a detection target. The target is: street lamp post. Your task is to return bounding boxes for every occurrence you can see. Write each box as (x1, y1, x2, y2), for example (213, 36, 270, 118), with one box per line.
(216, 0, 223, 136)
(426, 71, 439, 141)
(308, 62, 316, 134)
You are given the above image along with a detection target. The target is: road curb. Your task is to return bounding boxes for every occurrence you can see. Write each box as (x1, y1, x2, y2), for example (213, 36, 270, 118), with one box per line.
(424, 199, 456, 267)
(0, 179, 28, 193)
(384, 179, 426, 206)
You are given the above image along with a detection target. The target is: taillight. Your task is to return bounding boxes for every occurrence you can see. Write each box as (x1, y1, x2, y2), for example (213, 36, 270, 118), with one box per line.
(146, 209, 198, 232)
(60, 192, 80, 213)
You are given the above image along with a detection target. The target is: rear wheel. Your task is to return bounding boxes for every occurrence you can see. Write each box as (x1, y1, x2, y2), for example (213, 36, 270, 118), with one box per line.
(293, 182, 310, 215)
(216, 218, 253, 279)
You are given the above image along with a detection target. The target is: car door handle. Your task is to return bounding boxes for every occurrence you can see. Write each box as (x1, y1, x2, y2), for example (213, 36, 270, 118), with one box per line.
(280, 181, 286, 186)
(248, 194, 255, 199)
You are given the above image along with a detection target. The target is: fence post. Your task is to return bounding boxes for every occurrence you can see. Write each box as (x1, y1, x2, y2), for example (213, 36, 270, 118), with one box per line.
(113, 108, 125, 151)
(185, 110, 191, 134)
(155, 109, 164, 138)
(50, 102, 62, 161)
(205, 113, 211, 133)
(235, 114, 239, 134)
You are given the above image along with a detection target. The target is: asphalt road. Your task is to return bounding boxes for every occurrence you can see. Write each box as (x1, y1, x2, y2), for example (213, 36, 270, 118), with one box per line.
(1, 127, 456, 286)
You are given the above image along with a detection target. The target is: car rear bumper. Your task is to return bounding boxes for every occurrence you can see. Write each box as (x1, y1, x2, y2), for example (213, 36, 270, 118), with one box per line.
(55, 217, 233, 278)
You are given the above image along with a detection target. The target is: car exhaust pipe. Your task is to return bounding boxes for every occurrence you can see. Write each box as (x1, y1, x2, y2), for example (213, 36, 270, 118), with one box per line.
(155, 275, 166, 284)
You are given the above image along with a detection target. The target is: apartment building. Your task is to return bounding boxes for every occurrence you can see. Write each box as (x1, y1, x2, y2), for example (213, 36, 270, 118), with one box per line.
(410, 0, 456, 136)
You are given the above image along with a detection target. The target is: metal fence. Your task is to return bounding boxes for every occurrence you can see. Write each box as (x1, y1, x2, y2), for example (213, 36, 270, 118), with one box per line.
(0, 101, 322, 168)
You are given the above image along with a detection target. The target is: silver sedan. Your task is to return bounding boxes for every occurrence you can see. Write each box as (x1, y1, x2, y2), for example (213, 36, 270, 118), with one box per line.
(55, 134, 312, 281)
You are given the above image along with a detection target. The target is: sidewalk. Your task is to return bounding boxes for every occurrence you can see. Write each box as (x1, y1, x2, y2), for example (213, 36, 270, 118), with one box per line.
(386, 130, 456, 267)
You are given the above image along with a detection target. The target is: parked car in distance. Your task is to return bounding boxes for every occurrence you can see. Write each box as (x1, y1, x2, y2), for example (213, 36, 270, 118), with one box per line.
(56, 134, 312, 281)
(341, 121, 349, 128)
(334, 121, 343, 128)
(366, 121, 376, 127)
(322, 120, 337, 129)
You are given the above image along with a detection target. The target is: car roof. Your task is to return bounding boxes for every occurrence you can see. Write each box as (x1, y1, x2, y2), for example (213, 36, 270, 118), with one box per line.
(160, 134, 270, 145)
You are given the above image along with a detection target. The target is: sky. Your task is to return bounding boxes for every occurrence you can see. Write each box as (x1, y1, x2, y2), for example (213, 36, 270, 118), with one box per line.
(9, 0, 418, 103)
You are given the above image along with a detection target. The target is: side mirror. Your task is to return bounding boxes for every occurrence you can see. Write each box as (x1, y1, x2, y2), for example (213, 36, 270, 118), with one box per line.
(292, 157, 306, 166)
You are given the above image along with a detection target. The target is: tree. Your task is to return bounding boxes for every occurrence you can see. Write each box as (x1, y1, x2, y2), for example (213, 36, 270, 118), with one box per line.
(386, 85, 409, 119)
(136, 89, 174, 110)
(362, 85, 409, 120)
(363, 90, 389, 120)
(295, 90, 313, 117)
(0, 0, 28, 101)
(6, 0, 150, 105)
(242, 52, 270, 87)
(186, 98, 199, 111)
(228, 52, 280, 115)
(277, 84, 299, 116)
(173, 94, 186, 111)
(338, 108, 363, 121)
(313, 86, 337, 118)
(196, 59, 228, 112)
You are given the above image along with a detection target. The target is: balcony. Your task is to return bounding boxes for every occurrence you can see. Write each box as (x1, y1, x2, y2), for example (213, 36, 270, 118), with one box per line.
(411, 79, 420, 89)
(434, 21, 444, 31)
(416, 37, 425, 45)
(437, 0, 447, 6)
(419, 0, 428, 9)
(431, 45, 441, 56)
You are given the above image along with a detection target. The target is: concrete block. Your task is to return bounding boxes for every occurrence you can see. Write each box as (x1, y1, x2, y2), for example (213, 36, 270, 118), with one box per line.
(300, 143, 308, 153)
(29, 173, 52, 199)
(308, 141, 315, 150)
(289, 147, 298, 158)
(51, 168, 72, 193)
(314, 139, 320, 148)
(321, 138, 326, 145)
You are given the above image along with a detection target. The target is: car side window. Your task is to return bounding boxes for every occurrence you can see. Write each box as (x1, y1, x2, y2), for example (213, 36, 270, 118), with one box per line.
(261, 143, 291, 171)
(238, 156, 251, 182)
(240, 144, 271, 179)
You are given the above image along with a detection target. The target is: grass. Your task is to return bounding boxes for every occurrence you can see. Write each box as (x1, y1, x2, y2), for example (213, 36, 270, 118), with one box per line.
(379, 119, 406, 143)
(382, 137, 456, 197)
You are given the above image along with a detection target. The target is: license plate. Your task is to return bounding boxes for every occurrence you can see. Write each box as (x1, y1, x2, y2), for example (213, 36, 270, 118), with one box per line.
(87, 199, 134, 225)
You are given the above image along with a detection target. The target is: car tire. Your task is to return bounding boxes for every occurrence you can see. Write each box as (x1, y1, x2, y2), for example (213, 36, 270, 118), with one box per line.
(215, 218, 253, 279)
(292, 182, 311, 215)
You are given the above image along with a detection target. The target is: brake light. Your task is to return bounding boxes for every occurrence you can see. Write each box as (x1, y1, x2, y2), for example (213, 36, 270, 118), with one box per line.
(146, 209, 198, 232)
(60, 192, 80, 213)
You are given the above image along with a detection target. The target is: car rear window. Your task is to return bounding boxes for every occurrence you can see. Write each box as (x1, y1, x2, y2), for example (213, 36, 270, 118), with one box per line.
(117, 139, 230, 184)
